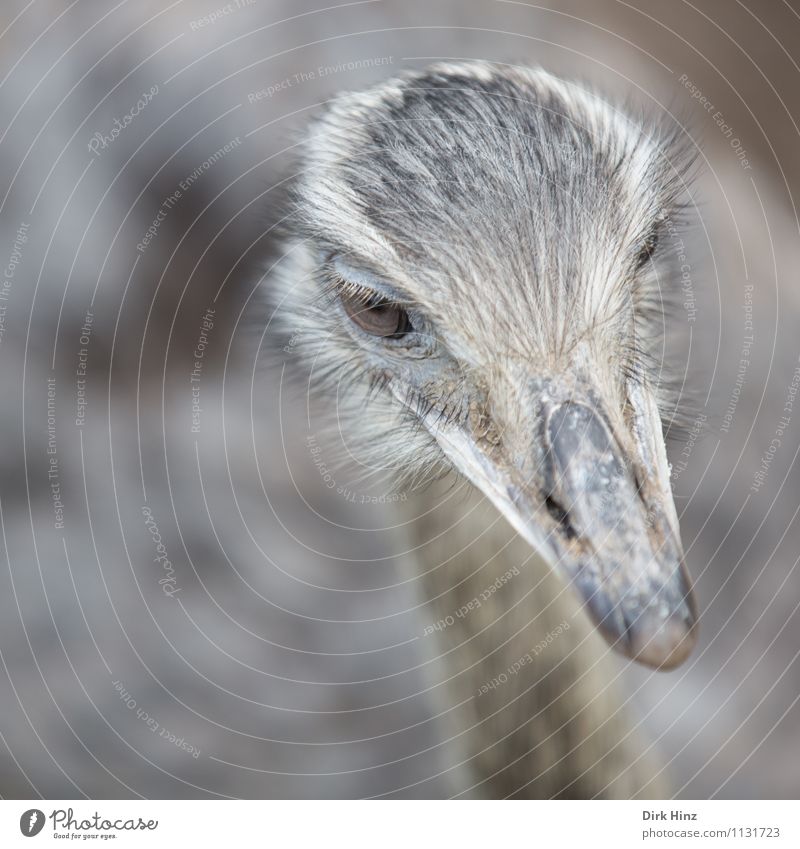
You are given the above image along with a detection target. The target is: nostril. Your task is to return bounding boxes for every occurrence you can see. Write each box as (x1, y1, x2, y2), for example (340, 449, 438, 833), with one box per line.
(630, 465, 650, 505)
(544, 494, 577, 540)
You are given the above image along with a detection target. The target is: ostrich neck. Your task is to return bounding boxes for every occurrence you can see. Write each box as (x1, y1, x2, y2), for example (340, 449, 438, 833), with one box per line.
(405, 482, 666, 799)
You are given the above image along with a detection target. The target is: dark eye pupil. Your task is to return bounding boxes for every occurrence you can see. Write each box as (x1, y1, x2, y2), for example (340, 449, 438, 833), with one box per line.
(340, 291, 411, 338)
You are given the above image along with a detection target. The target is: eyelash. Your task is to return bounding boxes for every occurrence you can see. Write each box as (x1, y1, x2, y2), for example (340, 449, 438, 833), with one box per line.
(315, 270, 400, 314)
(331, 275, 402, 311)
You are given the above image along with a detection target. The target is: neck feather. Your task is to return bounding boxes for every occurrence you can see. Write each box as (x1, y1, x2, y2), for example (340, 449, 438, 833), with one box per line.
(403, 481, 667, 799)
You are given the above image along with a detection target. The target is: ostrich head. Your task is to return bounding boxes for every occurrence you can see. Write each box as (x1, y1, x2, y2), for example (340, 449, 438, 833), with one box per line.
(275, 61, 698, 669)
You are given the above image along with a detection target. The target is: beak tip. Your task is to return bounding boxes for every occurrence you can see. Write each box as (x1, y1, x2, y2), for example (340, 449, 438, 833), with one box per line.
(624, 606, 698, 670)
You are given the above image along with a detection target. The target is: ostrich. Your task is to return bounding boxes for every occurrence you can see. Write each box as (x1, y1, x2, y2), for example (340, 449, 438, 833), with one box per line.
(272, 61, 698, 798)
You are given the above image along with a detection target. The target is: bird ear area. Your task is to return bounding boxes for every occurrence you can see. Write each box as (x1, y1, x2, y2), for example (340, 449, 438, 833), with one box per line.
(634, 224, 660, 271)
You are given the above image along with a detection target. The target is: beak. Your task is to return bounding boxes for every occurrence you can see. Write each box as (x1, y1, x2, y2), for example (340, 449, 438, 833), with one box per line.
(420, 378, 697, 670)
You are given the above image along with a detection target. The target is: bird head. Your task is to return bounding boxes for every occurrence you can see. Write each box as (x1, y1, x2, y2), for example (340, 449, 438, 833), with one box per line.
(275, 61, 698, 669)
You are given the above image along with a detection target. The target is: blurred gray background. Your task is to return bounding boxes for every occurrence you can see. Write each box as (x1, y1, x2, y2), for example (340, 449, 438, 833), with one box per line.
(0, 0, 798, 798)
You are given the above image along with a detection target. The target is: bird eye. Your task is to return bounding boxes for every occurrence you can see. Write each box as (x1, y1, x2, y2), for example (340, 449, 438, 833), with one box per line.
(339, 287, 413, 338)
(635, 231, 659, 269)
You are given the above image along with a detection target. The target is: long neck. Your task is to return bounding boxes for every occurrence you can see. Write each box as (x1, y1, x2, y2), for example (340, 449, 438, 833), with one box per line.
(404, 481, 667, 799)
